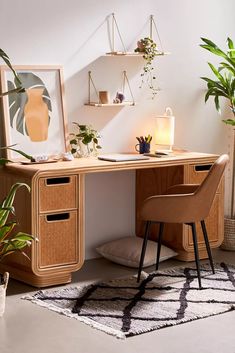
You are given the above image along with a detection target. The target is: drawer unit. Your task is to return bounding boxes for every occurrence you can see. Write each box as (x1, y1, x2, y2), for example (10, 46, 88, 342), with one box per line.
(39, 175, 77, 212)
(38, 210, 78, 269)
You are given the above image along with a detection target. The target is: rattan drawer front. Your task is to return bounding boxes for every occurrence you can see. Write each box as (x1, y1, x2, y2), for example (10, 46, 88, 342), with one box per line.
(39, 211, 78, 268)
(188, 163, 212, 184)
(39, 175, 77, 212)
(188, 163, 223, 193)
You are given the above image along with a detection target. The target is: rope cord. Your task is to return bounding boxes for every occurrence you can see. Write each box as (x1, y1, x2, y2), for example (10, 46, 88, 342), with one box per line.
(123, 71, 135, 104)
(151, 15, 164, 53)
(112, 13, 127, 53)
(88, 71, 100, 103)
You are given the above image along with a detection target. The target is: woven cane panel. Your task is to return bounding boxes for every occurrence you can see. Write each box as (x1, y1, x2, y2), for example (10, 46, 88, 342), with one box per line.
(188, 164, 223, 193)
(39, 211, 78, 268)
(39, 175, 77, 212)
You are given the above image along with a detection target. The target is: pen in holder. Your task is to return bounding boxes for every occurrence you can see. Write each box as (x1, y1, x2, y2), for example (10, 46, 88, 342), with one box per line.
(135, 141, 150, 154)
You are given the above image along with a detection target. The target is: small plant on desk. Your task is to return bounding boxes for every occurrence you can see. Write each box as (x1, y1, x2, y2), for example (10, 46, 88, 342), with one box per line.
(70, 122, 102, 158)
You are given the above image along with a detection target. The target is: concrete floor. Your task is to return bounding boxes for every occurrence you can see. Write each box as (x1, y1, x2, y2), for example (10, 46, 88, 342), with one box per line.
(1, 249, 235, 353)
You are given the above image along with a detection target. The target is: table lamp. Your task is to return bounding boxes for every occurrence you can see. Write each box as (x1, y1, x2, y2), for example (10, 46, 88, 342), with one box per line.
(154, 107, 175, 154)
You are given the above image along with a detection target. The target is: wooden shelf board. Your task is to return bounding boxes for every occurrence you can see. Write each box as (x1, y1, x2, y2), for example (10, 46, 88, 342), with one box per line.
(105, 51, 170, 56)
(84, 101, 136, 107)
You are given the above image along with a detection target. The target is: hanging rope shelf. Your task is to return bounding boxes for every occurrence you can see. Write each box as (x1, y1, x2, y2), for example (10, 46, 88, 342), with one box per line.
(106, 13, 170, 56)
(85, 71, 136, 107)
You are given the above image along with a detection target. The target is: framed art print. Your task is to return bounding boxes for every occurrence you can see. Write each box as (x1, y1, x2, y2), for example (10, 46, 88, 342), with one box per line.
(0, 65, 68, 160)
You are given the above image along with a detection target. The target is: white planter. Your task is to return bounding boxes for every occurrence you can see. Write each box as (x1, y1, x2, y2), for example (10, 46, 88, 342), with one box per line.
(221, 218, 235, 251)
(0, 272, 9, 317)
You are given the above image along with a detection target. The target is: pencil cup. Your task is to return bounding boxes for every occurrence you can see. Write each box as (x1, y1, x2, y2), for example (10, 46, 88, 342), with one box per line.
(99, 91, 109, 104)
(135, 142, 150, 154)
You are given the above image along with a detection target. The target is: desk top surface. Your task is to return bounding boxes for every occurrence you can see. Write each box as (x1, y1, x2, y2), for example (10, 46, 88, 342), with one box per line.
(4, 151, 219, 176)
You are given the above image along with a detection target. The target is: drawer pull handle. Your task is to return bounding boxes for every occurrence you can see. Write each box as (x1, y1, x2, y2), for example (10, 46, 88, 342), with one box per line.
(46, 213, 70, 222)
(194, 164, 212, 172)
(46, 177, 70, 185)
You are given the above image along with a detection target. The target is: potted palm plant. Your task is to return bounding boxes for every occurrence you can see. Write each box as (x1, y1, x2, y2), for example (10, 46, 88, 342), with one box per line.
(0, 48, 35, 315)
(200, 37, 235, 250)
(0, 183, 34, 316)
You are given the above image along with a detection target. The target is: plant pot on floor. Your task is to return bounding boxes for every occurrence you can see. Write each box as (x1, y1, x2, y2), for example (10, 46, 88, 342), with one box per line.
(0, 272, 9, 316)
(221, 218, 235, 251)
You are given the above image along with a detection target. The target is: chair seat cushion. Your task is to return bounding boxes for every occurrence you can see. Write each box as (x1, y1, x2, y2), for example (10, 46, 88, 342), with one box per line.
(96, 236, 178, 268)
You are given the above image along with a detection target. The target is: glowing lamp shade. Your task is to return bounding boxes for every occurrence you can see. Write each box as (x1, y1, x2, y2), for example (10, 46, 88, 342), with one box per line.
(154, 107, 175, 152)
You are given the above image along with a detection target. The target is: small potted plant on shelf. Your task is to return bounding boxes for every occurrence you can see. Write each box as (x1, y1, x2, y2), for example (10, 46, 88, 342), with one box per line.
(70, 122, 102, 158)
(135, 37, 160, 98)
(200, 37, 235, 250)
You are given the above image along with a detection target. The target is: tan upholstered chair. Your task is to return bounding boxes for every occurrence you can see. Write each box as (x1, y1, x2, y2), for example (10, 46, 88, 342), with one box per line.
(137, 154, 229, 288)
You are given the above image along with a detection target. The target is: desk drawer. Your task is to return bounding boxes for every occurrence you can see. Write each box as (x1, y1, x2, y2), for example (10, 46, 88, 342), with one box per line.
(39, 175, 77, 212)
(38, 210, 78, 268)
(188, 163, 212, 184)
(188, 163, 222, 193)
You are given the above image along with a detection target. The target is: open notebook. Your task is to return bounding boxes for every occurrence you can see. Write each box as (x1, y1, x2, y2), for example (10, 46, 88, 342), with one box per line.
(98, 154, 150, 162)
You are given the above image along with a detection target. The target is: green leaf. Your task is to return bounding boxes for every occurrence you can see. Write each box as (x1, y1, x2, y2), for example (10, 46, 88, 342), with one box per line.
(0, 222, 16, 241)
(78, 125, 87, 131)
(200, 38, 228, 59)
(227, 38, 235, 59)
(227, 37, 234, 50)
(219, 62, 235, 75)
(208, 63, 225, 83)
(0, 48, 22, 88)
(222, 119, 235, 126)
(214, 95, 221, 113)
(0, 145, 34, 161)
(71, 148, 77, 154)
(82, 135, 92, 144)
(0, 183, 30, 227)
(0, 158, 13, 165)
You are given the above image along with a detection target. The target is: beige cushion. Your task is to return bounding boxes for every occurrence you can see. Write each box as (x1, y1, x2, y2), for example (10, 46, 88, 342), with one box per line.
(96, 236, 178, 268)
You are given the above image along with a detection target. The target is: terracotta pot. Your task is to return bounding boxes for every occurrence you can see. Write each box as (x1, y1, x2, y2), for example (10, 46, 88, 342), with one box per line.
(0, 272, 9, 316)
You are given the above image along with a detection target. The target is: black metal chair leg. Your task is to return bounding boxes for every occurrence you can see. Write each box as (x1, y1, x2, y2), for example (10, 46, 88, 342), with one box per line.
(191, 223, 202, 289)
(137, 221, 151, 282)
(156, 222, 164, 270)
(201, 220, 215, 274)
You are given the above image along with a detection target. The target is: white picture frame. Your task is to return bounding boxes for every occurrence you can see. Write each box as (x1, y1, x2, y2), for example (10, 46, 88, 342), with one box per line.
(0, 65, 68, 161)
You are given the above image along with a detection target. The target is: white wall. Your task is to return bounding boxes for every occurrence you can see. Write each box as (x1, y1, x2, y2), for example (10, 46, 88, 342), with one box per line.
(1, 0, 234, 258)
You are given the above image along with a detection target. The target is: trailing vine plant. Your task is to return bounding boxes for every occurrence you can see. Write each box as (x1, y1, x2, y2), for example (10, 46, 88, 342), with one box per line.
(135, 37, 160, 98)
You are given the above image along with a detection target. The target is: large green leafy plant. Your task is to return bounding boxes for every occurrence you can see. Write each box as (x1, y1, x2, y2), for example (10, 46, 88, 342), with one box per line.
(0, 49, 34, 164)
(0, 49, 34, 277)
(0, 183, 34, 263)
(200, 37, 235, 218)
(200, 37, 235, 123)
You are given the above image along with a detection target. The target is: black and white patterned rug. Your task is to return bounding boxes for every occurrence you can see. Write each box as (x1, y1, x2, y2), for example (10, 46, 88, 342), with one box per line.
(23, 263, 235, 338)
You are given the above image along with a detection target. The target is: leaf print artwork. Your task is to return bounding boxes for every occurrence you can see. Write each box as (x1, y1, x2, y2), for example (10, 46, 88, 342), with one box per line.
(7, 72, 52, 141)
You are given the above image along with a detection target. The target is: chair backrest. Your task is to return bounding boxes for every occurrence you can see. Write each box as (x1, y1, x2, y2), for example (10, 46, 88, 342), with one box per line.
(194, 154, 229, 219)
